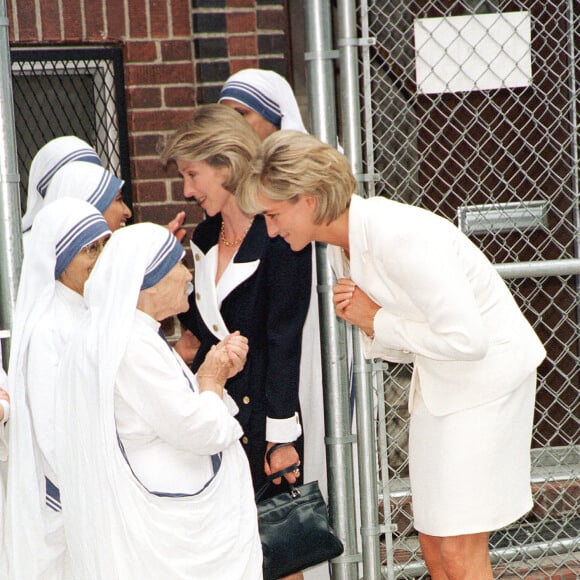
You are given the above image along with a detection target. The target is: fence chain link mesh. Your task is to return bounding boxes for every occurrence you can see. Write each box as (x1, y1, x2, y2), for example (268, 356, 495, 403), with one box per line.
(355, 1, 579, 577)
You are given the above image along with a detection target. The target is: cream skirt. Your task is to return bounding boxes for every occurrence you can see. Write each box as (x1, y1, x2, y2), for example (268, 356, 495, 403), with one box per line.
(409, 373, 536, 536)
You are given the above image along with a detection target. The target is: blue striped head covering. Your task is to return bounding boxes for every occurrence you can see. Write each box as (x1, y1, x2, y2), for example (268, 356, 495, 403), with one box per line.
(141, 229, 185, 290)
(36, 147, 101, 199)
(218, 69, 307, 133)
(23, 136, 103, 233)
(219, 79, 282, 128)
(54, 206, 111, 279)
(45, 161, 124, 215)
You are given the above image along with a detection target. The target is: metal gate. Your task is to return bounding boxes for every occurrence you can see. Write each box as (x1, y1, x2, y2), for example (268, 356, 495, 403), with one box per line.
(341, 0, 579, 577)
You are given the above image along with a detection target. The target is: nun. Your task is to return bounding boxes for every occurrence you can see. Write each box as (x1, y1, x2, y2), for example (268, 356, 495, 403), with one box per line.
(55, 223, 262, 579)
(22, 135, 102, 235)
(44, 160, 131, 232)
(218, 68, 308, 139)
(4, 198, 112, 580)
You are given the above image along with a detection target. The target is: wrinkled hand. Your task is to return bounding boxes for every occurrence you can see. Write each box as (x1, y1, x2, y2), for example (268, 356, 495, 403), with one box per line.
(264, 443, 301, 485)
(333, 277, 380, 338)
(196, 343, 232, 395)
(167, 211, 187, 243)
(220, 331, 248, 378)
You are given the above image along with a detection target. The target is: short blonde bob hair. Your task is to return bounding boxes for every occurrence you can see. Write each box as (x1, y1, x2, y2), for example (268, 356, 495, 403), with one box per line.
(160, 104, 260, 193)
(237, 131, 356, 224)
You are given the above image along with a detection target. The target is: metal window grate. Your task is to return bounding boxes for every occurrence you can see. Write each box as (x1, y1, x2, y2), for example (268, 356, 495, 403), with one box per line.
(11, 47, 132, 214)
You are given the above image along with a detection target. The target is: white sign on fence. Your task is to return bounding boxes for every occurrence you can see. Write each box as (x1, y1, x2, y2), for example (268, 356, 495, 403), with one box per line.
(414, 11, 532, 94)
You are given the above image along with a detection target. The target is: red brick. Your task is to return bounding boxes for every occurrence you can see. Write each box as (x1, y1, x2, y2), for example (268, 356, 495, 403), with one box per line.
(126, 63, 194, 86)
(16, 0, 38, 41)
(129, 109, 192, 133)
(106, 1, 126, 39)
(227, 0, 255, 6)
(230, 58, 259, 73)
(161, 39, 193, 62)
(227, 12, 256, 34)
(61, 0, 83, 39)
(7, 2, 16, 41)
(228, 35, 257, 57)
(85, 0, 105, 41)
(132, 157, 175, 180)
(137, 203, 188, 226)
(257, 8, 285, 31)
(128, 0, 147, 38)
(132, 180, 168, 203)
(150, 0, 169, 38)
(125, 41, 158, 63)
(170, 179, 184, 199)
(170, 0, 191, 36)
(164, 86, 195, 108)
(131, 133, 165, 157)
(40, 1, 60, 40)
(127, 86, 162, 109)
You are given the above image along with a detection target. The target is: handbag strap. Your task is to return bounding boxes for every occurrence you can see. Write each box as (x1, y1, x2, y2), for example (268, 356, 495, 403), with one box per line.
(265, 441, 295, 465)
(255, 463, 299, 502)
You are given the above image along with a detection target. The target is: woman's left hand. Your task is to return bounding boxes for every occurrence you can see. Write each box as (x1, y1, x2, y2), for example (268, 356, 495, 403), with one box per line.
(333, 277, 380, 338)
(264, 442, 301, 485)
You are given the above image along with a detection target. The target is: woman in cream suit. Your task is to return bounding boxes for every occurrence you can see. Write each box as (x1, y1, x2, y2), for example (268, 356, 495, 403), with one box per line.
(238, 130, 546, 580)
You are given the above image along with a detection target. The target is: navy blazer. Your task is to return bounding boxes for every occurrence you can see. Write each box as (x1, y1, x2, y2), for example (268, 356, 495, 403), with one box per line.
(180, 214, 311, 453)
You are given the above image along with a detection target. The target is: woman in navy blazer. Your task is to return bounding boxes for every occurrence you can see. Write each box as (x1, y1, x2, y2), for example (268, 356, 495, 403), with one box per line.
(238, 130, 546, 580)
(162, 106, 311, 497)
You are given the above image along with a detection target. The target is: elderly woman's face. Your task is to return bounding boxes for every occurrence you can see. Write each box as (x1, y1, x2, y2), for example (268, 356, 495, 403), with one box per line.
(220, 99, 277, 141)
(59, 235, 109, 295)
(148, 262, 193, 320)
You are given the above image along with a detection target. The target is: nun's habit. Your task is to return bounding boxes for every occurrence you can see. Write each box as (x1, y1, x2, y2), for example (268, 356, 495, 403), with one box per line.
(218, 68, 308, 133)
(22, 135, 102, 234)
(4, 199, 111, 580)
(56, 223, 262, 580)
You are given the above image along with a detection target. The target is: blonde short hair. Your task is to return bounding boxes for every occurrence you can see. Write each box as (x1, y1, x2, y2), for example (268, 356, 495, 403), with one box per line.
(160, 104, 261, 193)
(237, 131, 356, 224)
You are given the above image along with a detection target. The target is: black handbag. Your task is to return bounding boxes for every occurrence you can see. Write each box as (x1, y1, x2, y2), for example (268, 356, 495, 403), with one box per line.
(256, 444, 344, 580)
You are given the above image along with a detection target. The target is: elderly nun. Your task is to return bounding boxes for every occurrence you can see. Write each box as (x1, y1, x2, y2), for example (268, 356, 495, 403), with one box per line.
(22, 135, 102, 234)
(55, 223, 262, 580)
(5, 198, 111, 580)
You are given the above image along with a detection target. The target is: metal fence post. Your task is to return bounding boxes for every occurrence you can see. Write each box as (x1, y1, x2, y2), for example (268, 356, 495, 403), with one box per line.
(0, 0, 23, 369)
(304, 1, 360, 578)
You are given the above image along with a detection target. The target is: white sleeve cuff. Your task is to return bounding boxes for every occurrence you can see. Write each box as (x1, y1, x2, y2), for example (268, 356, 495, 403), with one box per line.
(265, 412, 302, 442)
(0, 399, 9, 424)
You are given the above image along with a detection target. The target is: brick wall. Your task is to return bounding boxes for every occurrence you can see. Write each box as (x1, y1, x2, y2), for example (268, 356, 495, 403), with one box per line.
(7, 0, 291, 237)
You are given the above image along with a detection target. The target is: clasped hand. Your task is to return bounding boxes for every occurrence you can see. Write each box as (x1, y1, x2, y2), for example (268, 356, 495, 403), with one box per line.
(332, 277, 380, 338)
(196, 331, 248, 394)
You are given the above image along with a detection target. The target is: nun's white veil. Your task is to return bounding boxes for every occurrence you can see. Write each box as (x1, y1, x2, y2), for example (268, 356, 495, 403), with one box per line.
(45, 160, 124, 215)
(22, 136, 102, 233)
(4, 198, 111, 580)
(218, 68, 308, 133)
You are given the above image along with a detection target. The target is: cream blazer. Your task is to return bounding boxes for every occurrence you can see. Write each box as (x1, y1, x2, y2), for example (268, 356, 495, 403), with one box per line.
(330, 195, 546, 416)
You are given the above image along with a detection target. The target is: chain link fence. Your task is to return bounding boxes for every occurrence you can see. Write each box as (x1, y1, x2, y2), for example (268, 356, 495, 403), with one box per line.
(354, 1, 579, 577)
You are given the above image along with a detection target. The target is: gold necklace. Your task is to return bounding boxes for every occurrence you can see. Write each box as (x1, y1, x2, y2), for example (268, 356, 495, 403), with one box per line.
(220, 218, 254, 247)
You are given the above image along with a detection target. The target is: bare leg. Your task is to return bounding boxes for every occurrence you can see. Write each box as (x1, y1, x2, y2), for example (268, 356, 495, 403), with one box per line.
(419, 532, 493, 580)
(281, 573, 303, 580)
